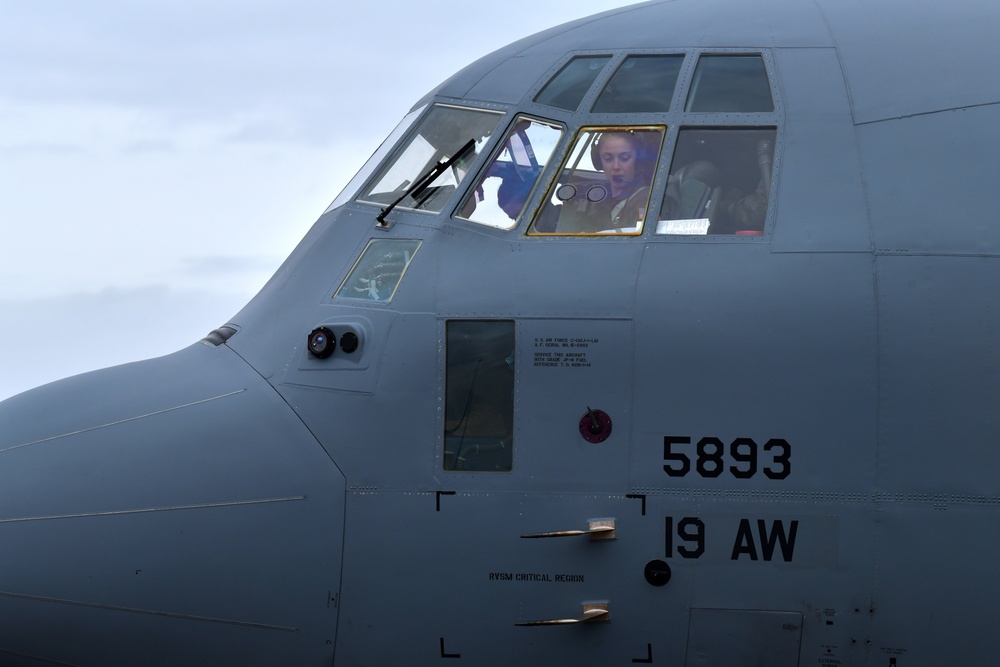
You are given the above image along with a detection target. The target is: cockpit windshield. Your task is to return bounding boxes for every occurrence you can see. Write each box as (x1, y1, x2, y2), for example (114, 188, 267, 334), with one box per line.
(358, 104, 503, 214)
(529, 126, 665, 235)
(656, 127, 776, 235)
(456, 117, 563, 230)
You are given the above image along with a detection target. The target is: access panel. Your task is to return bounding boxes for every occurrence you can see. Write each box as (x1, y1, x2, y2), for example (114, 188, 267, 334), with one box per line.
(686, 608, 802, 666)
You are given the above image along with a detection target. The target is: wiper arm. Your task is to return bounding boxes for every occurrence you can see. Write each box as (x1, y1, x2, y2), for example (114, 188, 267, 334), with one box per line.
(376, 138, 477, 227)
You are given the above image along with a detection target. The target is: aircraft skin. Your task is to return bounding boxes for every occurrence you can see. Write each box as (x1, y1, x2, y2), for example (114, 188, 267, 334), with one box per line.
(2, 0, 1000, 664)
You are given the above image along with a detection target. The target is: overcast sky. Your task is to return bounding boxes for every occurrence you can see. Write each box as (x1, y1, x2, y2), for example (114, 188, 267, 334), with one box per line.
(0, 0, 628, 402)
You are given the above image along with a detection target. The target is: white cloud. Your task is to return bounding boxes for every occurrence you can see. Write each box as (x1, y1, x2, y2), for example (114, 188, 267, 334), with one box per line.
(0, 0, 628, 401)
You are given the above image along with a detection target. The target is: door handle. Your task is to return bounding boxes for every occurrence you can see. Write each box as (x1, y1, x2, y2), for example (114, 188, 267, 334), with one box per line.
(515, 601, 610, 626)
(520, 518, 616, 541)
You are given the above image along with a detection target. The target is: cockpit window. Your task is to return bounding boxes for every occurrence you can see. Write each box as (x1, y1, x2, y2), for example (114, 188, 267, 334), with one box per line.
(357, 104, 502, 214)
(534, 56, 613, 111)
(456, 117, 563, 230)
(324, 105, 426, 215)
(685, 55, 774, 112)
(656, 127, 775, 235)
(335, 239, 422, 302)
(591, 55, 683, 113)
(529, 126, 665, 235)
(444, 320, 514, 472)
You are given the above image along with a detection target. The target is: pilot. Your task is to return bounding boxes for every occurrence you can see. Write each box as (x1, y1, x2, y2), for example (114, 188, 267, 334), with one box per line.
(710, 179, 768, 234)
(659, 134, 772, 235)
(556, 130, 654, 233)
(497, 175, 533, 220)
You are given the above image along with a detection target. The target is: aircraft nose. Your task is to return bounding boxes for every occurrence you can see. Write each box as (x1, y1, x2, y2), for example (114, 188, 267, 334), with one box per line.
(0, 343, 345, 666)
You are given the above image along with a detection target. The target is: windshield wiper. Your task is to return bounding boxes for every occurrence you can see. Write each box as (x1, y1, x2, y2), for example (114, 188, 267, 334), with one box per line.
(376, 138, 477, 227)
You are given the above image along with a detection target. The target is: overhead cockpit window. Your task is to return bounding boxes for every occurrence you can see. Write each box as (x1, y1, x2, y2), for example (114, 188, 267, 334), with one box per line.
(444, 320, 515, 472)
(529, 126, 665, 235)
(656, 127, 776, 235)
(335, 239, 422, 302)
(534, 56, 613, 111)
(685, 55, 774, 112)
(357, 104, 502, 214)
(591, 55, 683, 113)
(457, 117, 563, 230)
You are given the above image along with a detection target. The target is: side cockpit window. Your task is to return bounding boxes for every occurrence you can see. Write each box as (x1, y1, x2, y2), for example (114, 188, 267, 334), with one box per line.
(357, 104, 502, 214)
(457, 117, 563, 230)
(444, 320, 515, 472)
(529, 126, 665, 235)
(657, 128, 776, 236)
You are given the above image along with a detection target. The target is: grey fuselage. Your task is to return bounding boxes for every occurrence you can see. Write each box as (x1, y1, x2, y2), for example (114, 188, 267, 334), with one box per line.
(3, 0, 1000, 665)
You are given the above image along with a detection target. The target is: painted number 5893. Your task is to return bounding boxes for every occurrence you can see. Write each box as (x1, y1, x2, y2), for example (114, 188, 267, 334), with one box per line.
(663, 436, 791, 480)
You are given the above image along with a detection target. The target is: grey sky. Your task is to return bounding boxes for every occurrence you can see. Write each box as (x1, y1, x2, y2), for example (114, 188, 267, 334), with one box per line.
(0, 1, 627, 401)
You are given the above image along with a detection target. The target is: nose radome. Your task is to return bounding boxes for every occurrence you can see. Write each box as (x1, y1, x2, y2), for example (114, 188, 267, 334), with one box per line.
(0, 343, 345, 666)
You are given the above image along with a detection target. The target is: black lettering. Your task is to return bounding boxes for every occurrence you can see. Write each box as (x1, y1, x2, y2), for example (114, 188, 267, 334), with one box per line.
(663, 436, 691, 477)
(729, 437, 758, 479)
(666, 516, 704, 558)
(731, 518, 759, 560)
(763, 438, 791, 479)
(757, 519, 798, 562)
(677, 517, 705, 558)
(696, 437, 724, 478)
(665, 516, 673, 558)
(660, 435, 791, 481)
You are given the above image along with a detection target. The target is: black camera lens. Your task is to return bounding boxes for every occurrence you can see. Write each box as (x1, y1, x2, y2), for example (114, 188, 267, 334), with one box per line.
(308, 327, 336, 359)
